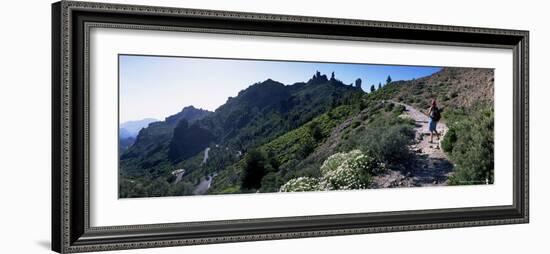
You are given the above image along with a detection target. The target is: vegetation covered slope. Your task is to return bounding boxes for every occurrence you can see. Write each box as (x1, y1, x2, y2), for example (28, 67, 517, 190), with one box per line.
(120, 67, 495, 198)
(373, 67, 494, 110)
(120, 106, 212, 177)
(119, 72, 364, 197)
(373, 67, 495, 184)
(209, 94, 416, 194)
(213, 67, 495, 194)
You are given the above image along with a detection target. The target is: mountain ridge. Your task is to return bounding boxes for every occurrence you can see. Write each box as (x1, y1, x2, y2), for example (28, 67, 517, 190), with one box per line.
(119, 73, 363, 181)
(374, 67, 494, 110)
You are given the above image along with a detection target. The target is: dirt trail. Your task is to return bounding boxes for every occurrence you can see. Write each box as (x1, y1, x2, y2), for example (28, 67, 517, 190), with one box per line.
(371, 101, 454, 188)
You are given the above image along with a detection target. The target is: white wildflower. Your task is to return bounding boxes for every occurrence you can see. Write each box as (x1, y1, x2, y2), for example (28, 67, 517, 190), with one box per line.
(279, 177, 319, 192)
(281, 150, 381, 192)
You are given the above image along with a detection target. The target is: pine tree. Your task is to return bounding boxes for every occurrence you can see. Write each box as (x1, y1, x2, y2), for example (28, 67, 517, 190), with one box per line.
(386, 75, 392, 84)
(378, 82, 382, 90)
(370, 84, 375, 93)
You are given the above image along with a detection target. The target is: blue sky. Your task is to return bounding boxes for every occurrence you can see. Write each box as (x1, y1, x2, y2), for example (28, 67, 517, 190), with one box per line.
(119, 55, 441, 123)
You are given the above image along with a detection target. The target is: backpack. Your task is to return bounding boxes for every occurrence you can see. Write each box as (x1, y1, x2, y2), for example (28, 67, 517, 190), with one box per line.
(431, 107, 441, 121)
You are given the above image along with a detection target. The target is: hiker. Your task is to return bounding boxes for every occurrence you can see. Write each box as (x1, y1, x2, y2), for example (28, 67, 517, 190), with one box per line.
(427, 99, 441, 144)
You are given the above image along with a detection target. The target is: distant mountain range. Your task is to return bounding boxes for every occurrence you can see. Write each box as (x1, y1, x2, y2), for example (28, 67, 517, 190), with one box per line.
(118, 107, 212, 153)
(119, 118, 157, 152)
(119, 118, 158, 139)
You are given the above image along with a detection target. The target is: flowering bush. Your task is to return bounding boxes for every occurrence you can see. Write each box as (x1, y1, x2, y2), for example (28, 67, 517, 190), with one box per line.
(320, 150, 361, 175)
(349, 154, 376, 172)
(281, 150, 382, 192)
(318, 161, 370, 190)
(279, 177, 320, 192)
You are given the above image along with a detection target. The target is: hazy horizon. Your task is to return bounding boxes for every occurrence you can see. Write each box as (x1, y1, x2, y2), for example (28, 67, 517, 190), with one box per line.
(119, 55, 441, 123)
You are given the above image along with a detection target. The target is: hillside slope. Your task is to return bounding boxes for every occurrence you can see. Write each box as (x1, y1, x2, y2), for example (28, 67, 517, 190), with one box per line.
(375, 67, 494, 110)
(246, 67, 495, 192)
(119, 73, 364, 197)
(120, 106, 212, 176)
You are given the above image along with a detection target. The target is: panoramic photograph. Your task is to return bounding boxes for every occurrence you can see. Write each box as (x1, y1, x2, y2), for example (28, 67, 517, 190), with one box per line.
(118, 55, 494, 198)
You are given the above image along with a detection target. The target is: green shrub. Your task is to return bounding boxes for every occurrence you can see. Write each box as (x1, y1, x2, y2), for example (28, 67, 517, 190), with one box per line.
(308, 121, 324, 141)
(393, 104, 406, 115)
(441, 128, 456, 152)
(297, 135, 316, 158)
(358, 124, 415, 165)
(119, 178, 147, 198)
(259, 172, 285, 192)
(384, 102, 395, 112)
(146, 178, 171, 197)
(240, 149, 277, 190)
(444, 108, 494, 185)
(169, 181, 195, 196)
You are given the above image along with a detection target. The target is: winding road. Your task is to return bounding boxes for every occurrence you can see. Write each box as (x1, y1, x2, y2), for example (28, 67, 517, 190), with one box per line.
(201, 147, 210, 165)
(172, 148, 214, 193)
(193, 174, 217, 195)
(193, 147, 216, 195)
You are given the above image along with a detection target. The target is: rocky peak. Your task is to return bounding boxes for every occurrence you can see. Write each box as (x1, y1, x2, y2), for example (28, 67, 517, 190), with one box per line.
(309, 71, 329, 84)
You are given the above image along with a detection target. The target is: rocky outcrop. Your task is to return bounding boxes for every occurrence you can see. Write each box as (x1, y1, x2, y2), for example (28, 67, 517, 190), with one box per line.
(355, 78, 362, 89)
